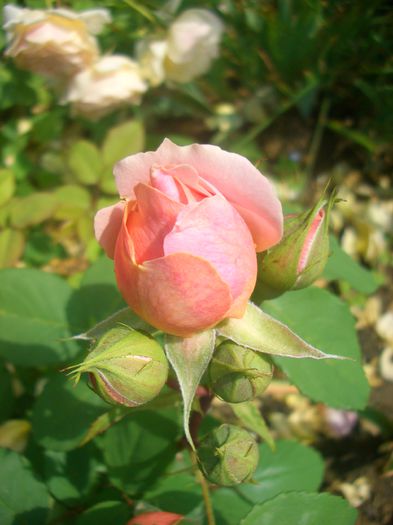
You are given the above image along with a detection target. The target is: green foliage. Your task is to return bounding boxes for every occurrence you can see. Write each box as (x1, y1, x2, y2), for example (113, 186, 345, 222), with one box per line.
(31, 374, 108, 451)
(324, 235, 380, 294)
(241, 492, 357, 525)
(75, 501, 131, 525)
(43, 444, 101, 504)
(235, 440, 324, 505)
(0, 448, 51, 525)
(0, 268, 80, 366)
(264, 287, 370, 409)
(0, 228, 25, 267)
(96, 409, 180, 494)
(68, 140, 102, 186)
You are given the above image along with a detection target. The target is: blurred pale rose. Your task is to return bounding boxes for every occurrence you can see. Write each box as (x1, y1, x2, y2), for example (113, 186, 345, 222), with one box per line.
(63, 55, 147, 119)
(137, 9, 223, 85)
(95, 139, 283, 336)
(3, 4, 111, 78)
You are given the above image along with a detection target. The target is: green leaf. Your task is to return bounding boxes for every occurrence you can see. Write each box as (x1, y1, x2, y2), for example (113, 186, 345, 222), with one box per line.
(75, 501, 131, 525)
(217, 302, 343, 359)
(96, 409, 179, 493)
(327, 119, 378, 152)
(10, 192, 57, 228)
(212, 440, 324, 524)
(165, 330, 216, 449)
(144, 452, 201, 515)
(100, 120, 145, 195)
(43, 444, 100, 503)
(231, 402, 275, 451)
(68, 140, 102, 185)
(264, 287, 370, 409)
(0, 449, 50, 525)
(79, 390, 179, 446)
(0, 168, 15, 207)
(67, 257, 125, 335)
(324, 236, 380, 294)
(236, 440, 324, 504)
(145, 475, 201, 516)
(32, 374, 108, 451)
(102, 120, 145, 168)
(53, 185, 91, 221)
(241, 492, 357, 525)
(0, 361, 14, 422)
(0, 268, 80, 366)
(0, 229, 24, 268)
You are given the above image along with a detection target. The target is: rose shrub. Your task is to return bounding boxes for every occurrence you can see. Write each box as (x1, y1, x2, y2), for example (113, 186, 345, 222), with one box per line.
(137, 8, 223, 85)
(3, 4, 110, 79)
(63, 55, 147, 118)
(95, 139, 283, 336)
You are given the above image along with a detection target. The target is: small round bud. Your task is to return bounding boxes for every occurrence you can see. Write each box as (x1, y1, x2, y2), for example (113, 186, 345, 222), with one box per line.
(70, 326, 168, 407)
(198, 424, 259, 486)
(209, 341, 273, 403)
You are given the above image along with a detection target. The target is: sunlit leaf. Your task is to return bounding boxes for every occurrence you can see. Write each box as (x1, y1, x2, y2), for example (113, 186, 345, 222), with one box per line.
(217, 302, 344, 359)
(0, 228, 24, 268)
(264, 287, 370, 408)
(10, 193, 57, 228)
(241, 492, 357, 525)
(68, 140, 102, 185)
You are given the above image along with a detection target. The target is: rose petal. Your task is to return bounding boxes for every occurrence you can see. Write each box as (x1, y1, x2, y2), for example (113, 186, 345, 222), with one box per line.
(114, 139, 283, 250)
(114, 150, 158, 198)
(164, 195, 257, 317)
(156, 139, 283, 251)
(114, 209, 232, 336)
(94, 201, 125, 258)
(129, 183, 183, 263)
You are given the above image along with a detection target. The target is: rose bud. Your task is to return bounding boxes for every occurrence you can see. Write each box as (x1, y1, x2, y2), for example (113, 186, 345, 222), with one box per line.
(69, 326, 168, 407)
(3, 4, 110, 79)
(255, 190, 336, 300)
(95, 139, 283, 336)
(137, 9, 223, 85)
(209, 341, 273, 403)
(198, 424, 259, 486)
(63, 55, 147, 119)
(128, 511, 184, 525)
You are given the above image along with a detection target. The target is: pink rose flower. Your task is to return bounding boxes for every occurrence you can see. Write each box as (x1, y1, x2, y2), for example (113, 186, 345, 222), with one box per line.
(127, 511, 183, 525)
(95, 139, 283, 336)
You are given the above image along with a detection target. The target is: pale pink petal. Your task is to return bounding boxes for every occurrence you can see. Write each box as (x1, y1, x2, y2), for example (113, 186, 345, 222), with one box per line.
(150, 167, 182, 201)
(128, 184, 183, 263)
(94, 201, 125, 258)
(114, 212, 232, 336)
(113, 150, 158, 198)
(156, 139, 283, 251)
(164, 195, 257, 317)
(113, 139, 282, 250)
(297, 208, 325, 273)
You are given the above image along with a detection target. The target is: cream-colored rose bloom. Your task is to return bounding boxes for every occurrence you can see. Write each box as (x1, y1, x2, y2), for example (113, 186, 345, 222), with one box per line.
(136, 38, 168, 86)
(137, 9, 223, 85)
(3, 4, 111, 78)
(63, 55, 147, 119)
